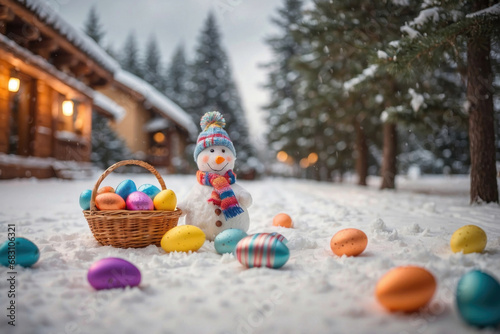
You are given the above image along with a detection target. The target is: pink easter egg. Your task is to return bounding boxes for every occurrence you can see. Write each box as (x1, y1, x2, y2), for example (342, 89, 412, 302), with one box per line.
(126, 191, 154, 210)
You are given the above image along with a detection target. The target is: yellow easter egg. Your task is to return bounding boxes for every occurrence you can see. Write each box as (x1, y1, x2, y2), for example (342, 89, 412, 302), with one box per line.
(161, 225, 206, 253)
(153, 189, 177, 211)
(450, 225, 487, 254)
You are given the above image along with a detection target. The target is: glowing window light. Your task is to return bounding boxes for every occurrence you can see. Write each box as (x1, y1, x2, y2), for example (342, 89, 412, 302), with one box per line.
(153, 132, 165, 143)
(62, 100, 74, 116)
(8, 77, 20, 93)
(307, 152, 318, 164)
(299, 158, 309, 169)
(276, 151, 288, 162)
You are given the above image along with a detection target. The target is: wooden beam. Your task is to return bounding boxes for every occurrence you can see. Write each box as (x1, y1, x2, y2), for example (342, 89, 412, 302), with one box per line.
(6, 22, 40, 41)
(71, 61, 92, 77)
(0, 6, 15, 21)
(51, 52, 78, 68)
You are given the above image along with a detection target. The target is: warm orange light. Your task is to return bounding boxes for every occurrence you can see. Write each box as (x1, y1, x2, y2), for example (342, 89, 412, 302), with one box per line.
(299, 158, 309, 169)
(308, 152, 318, 164)
(62, 100, 74, 116)
(153, 132, 165, 143)
(276, 151, 288, 162)
(8, 77, 20, 93)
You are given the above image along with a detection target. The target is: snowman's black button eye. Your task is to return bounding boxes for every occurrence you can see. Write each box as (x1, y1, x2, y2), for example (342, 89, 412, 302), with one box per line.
(222, 149, 225, 153)
(210, 149, 214, 153)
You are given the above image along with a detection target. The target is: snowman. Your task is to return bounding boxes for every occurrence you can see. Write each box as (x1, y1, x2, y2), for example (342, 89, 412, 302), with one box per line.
(178, 111, 252, 241)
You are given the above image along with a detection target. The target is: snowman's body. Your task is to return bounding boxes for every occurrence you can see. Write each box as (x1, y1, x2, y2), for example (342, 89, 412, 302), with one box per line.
(178, 143, 252, 241)
(181, 182, 251, 241)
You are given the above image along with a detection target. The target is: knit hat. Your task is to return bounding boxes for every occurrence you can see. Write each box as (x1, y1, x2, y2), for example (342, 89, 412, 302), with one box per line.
(194, 111, 236, 161)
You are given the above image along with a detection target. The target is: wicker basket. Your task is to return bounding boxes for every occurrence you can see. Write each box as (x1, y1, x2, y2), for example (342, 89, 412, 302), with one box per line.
(83, 160, 182, 248)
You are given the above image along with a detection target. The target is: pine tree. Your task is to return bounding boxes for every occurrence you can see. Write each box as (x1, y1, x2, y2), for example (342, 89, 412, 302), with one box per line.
(143, 36, 165, 91)
(262, 0, 307, 178)
(291, 0, 423, 186)
(83, 5, 105, 44)
(120, 32, 142, 77)
(190, 12, 256, 174)
(90, 113, 131, 169)
(380, 0, 499, 203)
(164, 44, 189, 109)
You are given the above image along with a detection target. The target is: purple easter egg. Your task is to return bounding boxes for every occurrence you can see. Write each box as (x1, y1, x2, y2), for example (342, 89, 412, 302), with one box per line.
(87, 257, 141, 290)
(126, 191, 154, 210)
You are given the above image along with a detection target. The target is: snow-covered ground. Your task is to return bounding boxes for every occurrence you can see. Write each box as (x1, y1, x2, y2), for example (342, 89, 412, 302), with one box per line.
(0, 173, 499, 334)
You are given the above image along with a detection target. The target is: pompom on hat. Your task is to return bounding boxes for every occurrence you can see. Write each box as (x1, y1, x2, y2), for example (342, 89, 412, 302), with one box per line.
(194, 111, 236, 160)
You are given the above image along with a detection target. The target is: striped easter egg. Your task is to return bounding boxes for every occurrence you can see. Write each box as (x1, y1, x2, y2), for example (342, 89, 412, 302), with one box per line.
(235, 233, 290, 269)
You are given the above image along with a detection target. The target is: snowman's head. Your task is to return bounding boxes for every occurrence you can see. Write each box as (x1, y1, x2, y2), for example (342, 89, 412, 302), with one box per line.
(197, 145, 236, 175)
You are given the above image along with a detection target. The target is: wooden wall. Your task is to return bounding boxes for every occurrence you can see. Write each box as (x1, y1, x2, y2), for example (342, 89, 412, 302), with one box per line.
(0, 60, 10, 153)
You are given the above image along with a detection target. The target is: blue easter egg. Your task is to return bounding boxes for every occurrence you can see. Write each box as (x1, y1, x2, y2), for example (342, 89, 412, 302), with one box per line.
(0, 237, 40, 268)
(235, 233, 289, 269)
(115, 179, 137, 200)
(87, 257, 141, 290)
(214, 229, 248, 254)
(79, 189, 92, 210)
(456, 270, 500, 328)
(138, 184, 161, 201)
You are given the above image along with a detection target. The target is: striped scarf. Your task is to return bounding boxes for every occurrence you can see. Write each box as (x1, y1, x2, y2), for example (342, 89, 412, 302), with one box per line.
(196, 170, 244, 219)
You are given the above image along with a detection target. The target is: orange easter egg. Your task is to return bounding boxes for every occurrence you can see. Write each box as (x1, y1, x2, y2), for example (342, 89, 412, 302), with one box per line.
(97, 186, 115, 194)
(376, 266, 436, 312)
(272, 213, 293, 228)
(95, 193, 126, 210)
(330, 228, 368, 257)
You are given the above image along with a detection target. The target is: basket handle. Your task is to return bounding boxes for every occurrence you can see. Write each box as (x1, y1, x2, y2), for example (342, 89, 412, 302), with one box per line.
(90, 160, 166, 211)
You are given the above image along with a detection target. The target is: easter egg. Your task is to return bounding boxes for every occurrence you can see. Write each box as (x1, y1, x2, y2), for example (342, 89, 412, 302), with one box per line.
(214, 229, 248, 254)
(254, 232, 288, 245)
(330, 228, 368, 257)
(235, 233, 290, 269)
(115, 179, 137, 201)
(161, 225, 206, 253)
(79, 189, 92, 210)
(376, 266, 436, 312)
(154, 189, 177, 211)
(450, 225, 487, 254)
(126, 191, 154, 211)
(95, 193, 126, 210)
(0, 237, 40, 268)
(97, 186, 114, 194)
(138, 184, 161, 201)
(272, 213, 293, 228)
(456, 270, 500, 327)
(87, 257, 141, 290)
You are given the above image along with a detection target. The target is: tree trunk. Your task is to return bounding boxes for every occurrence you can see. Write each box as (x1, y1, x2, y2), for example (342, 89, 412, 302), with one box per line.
(467, 0, 499, 204)
(354, 119, 368, 186)
(380, 122, 397, 189)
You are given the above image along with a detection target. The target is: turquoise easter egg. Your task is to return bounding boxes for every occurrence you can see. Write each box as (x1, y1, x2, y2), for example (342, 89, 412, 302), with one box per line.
(456, 270, 500, 328)
(235, 233, 289, 269)
(214, 229, 248, 254)
(138, 183, 161, 201)
(115, 179, 137, 201)
(79, 189, 92, 210)
(0, 237, 40, 268)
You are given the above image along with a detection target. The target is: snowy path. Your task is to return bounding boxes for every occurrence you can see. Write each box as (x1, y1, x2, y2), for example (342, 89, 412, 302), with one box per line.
(0, 174, 499, 334)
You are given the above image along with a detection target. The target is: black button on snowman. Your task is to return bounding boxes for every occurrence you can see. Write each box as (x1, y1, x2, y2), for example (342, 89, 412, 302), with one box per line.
(178, 111, 252, 241)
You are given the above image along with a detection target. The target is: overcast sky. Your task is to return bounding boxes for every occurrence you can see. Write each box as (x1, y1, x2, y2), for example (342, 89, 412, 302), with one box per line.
(55, 0, 286, 139)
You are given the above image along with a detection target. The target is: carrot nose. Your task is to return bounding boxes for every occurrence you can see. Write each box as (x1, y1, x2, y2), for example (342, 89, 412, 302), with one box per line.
(215, 156, 225, 164)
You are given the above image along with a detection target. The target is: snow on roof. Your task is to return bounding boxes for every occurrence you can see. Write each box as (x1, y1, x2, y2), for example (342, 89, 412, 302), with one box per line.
(93, 91, 126, 121)
(144, 118, 170, 133)
(115, 70, 197, 138)
(17, 0, 120, 74)
(0, 32, 93, 96)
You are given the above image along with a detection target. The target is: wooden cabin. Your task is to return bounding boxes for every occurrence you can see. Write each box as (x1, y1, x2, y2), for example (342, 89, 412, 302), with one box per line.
(0, 0, 196, 179)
